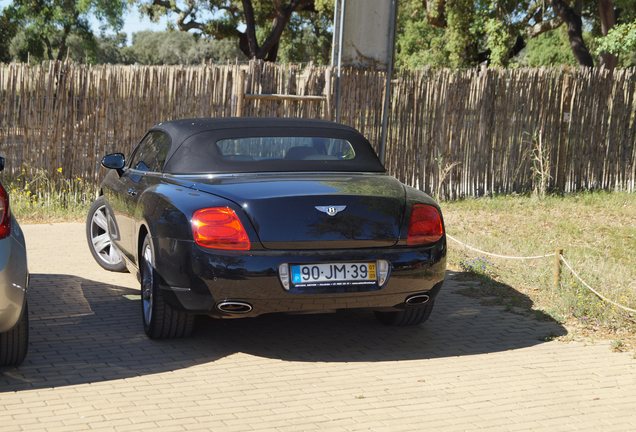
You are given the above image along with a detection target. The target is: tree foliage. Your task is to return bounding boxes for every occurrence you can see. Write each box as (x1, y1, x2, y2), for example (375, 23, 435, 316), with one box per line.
(2, 0, 635, 68)
(126, 31, 245, 64)
(514, 27, 578, 67)
(396, 0, 636, 69)
(0, 9, 19, 62)
(139, 0, 332, 62)
(274, 8, 332, 64)
(396, 2, 449, 69)
(446, 0, 476, 67)
(595, 20, 636, 65)
(5, 0, 127, 62)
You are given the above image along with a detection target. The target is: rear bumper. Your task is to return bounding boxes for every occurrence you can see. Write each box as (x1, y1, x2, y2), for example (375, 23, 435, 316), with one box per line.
(153, 237, 446, 318)
(0, 217, 28, 333)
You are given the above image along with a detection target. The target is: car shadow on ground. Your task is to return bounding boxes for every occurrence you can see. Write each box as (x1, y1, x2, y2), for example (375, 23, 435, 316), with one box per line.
(0, 271, 566, 391)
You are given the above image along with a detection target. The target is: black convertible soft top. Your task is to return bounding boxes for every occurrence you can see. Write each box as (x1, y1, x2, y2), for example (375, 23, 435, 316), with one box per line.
(153, 117, 359, 145)
(155, 118, 386, 174)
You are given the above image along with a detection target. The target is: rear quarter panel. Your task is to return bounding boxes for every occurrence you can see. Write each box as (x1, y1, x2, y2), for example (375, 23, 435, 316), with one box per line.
(134, 179, 258, 289)
(0, 216, 28, 333)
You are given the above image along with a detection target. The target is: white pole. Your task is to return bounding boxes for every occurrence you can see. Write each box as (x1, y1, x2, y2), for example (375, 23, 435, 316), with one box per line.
(379, 0, 397, 164)
(335, 0, 346, 123)
(331, 0, 340, 66)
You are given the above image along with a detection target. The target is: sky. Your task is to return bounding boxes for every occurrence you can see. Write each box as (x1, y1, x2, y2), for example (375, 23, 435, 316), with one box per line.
(0, 1, 169, 45)
(100, 8, 169, 44)
(109, 8, 168, 43)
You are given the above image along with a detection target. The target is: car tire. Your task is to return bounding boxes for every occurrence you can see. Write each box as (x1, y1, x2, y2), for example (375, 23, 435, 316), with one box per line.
(374, 301, 435, 326)
(140, 235, 194, 339)
(86, 196, 127, 272)
(0, 302, 29, 367)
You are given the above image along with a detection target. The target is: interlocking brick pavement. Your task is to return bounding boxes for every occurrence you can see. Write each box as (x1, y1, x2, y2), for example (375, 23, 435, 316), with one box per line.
(1, 223, 635, 431)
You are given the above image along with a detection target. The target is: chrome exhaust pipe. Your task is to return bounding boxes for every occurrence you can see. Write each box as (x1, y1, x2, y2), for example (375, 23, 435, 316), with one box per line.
(217, 301, 253, 314)
(405, 294, 430, 305)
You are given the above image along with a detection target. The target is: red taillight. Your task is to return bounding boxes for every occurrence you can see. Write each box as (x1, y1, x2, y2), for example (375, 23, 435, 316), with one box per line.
(192, 207, 251, 251)
(407, 204, 444, 246)
(0, 183, 10, 239)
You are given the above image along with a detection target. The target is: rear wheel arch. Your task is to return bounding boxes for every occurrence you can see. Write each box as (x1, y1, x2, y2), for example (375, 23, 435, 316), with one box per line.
(0, 301, 28, 366)
(139, 230, 194, 339)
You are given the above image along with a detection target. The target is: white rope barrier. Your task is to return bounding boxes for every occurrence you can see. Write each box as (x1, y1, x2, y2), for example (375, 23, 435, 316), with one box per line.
(559, 256, 636, 315)
(447, 233, 636, 315)
(446, 234, 556, 260)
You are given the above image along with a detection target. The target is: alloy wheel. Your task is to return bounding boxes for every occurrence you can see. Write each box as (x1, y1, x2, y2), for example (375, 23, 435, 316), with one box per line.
(89, 205, 122, 266)
(141, 243, 154, 325)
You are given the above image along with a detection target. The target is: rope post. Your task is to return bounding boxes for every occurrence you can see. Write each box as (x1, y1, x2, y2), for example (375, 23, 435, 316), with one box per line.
(553, 248, 564, 290)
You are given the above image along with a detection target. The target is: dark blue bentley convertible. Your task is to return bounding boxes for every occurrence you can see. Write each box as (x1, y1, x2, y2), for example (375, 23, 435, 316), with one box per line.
(87, 118, 446, 339)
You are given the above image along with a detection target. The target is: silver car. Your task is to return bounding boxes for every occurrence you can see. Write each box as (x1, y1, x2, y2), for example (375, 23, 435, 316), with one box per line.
(0, 156, 29, 367)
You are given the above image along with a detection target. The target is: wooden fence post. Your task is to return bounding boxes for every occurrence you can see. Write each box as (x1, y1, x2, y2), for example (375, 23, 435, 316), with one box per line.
(556, 73, 571, 192)
(553, 248, 564, 290)
(236, 69, 246, 117)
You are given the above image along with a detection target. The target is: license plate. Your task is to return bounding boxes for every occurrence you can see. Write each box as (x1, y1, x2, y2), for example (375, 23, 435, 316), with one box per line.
(290, 262, 376, 286)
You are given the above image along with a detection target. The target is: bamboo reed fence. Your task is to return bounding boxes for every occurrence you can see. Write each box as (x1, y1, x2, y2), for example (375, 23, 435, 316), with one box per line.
(0, 61, 634, 197)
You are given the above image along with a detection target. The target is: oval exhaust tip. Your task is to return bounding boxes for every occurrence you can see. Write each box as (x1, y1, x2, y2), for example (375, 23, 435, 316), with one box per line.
(217, 301, 253, 314)
(405, 294, 430, 305)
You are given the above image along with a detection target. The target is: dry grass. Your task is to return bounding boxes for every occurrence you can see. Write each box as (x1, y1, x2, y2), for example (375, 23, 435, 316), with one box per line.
(3, 168, 95, 224)
(441, 192, 636, 346)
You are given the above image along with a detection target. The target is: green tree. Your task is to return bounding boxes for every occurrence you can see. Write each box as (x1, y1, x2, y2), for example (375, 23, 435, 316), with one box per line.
(65, 32, 134, 64)
(396, 1, 450, 68)
(139, 0, 332, 62)
(94, 33, 132, 64)
(126, 31, 245, 64)
(396, 0, 636, 69)
(6, 0, 126, 62)
(446, 0, 477, 67)
(9, 28, 46, 62)
(0, 8, 20, 62)
(514, 27, 578, 66)
(595, 20, 636, 66)
(277, 10, 332, 64)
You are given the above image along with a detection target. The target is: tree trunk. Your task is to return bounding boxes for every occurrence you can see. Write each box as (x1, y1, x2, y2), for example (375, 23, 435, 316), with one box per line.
(238, 33, 251, 59)
(42, 36, 54, 61)
(426, 0, 446, 27)
(257, 6, 295, 61)
(509, 35, 527, 58)
(598, 0, 617, 69)
(264, 42, 280, 62)
(55, 24, 72, 62)
(551, 0, 594, 67)
(239, 0, 305, 62)
(241, 0, 259, 58)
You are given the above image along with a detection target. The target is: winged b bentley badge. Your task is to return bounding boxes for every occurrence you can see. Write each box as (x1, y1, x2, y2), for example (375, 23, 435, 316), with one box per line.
(315, 205, 347, 216)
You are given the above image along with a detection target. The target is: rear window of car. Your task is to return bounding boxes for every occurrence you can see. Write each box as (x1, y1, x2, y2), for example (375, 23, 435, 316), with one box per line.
(163, 128, 385, 174)
(215, 137, 355, 162)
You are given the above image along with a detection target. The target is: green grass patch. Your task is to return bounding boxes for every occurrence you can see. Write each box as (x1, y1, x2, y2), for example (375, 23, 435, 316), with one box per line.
(442, 192, 636, 340)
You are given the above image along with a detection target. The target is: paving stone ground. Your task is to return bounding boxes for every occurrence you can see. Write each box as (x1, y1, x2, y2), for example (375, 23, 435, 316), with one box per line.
(1, 223, 635, 431)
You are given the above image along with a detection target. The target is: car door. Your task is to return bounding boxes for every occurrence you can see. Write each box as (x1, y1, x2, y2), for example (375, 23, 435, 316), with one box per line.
(109, 131, 170, 261)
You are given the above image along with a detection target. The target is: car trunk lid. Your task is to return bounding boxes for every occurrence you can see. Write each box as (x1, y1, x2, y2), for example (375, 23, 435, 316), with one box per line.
(189, 173, 405, 250)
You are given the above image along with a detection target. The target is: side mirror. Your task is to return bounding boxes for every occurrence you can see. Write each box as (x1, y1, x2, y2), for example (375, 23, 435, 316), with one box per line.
(101, 153, 125, 175)
(0, 156, 4, 172)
